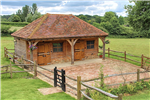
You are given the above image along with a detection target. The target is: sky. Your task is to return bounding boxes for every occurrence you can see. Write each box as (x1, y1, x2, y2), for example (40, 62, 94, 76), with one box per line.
(0, 0, 135, 17)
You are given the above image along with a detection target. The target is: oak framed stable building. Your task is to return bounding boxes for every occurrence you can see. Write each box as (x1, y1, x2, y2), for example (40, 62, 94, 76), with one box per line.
(11, 13, 108, 65)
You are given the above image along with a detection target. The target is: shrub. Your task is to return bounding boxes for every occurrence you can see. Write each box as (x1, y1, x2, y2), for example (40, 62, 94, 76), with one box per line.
(1, 25, 17, 36)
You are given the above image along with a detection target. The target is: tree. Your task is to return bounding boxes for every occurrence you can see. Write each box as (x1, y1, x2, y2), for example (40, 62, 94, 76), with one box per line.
(22, 5, 30, 21)
(125, 0, 150, 37)
(25, 11, 41, 22)
(103, 11, 116, 22)
(32, 3, 37, 14)
(78, 14, 87, 22)
(92, 22, 109, 33)
(12, 15, 21, 22)
(25, 13, 32, 23)
(100, 22, 113, 34)
(118, 16, 124, 25)
(110, 17, 121, 35)
(95, 16, 101, 23)
(8, 14, 15, 22)
(32, 11, 41, 21)
(16, 9, 23, 21)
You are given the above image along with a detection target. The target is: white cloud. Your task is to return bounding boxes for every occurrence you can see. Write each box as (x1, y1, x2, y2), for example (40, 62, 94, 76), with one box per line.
(1, 5, 22, 15)
(1, 1, 132, 17)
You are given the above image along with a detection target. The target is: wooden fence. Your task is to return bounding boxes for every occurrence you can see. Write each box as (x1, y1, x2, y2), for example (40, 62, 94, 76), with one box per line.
(99, 48, 150, 70)
(2, 47, 37, 78)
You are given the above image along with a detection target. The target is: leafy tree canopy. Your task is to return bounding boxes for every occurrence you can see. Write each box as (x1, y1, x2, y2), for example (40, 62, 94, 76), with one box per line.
(12, 15, 21, 22)
(125, 0, 150, 37)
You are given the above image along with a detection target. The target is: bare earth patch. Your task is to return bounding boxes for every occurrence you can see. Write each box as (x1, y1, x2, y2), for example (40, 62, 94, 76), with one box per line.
(37, 58, 150, 96)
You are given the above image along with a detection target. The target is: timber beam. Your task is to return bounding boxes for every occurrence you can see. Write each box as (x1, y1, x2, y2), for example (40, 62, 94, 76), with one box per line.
(100, 37, 106, 60)
(67, 39, 78, 65)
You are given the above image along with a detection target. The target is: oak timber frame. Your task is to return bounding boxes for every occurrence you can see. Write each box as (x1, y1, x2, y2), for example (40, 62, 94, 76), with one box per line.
(100, 37, 106, 60)
(28, 41, 39, 61)
(67, 39, 78, 65)
(27, 36, 106, 65)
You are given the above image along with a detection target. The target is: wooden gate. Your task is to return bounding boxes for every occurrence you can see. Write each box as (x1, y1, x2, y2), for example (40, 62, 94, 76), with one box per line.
(37, 43, 51, 65)
(74, 40, 85, 61)
(54, 67, 66, 92)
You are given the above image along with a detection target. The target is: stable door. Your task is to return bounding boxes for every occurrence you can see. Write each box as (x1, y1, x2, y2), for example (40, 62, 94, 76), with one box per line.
(37, 43, 51, 65)
(74, 40, 85, 61)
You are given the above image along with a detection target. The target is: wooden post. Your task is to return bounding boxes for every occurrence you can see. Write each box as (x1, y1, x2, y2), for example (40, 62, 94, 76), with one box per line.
(118, 94, 122, 100)
(124, 51, 126, 61)
(102, 41, 105, 60)
(108, 48, 110, 58)
(28, 41, 33, 61)
(67, 39, 78, 65)
(6, 66, 8, 72)
(10, 61, 12, 78)
(61, 69, 66, 92)
(4, 47, 6, 57)
(13, 53, 15, 63)
(101, 74, 104, 88)
(141, 54, 143, 68)
(137, 69, 140, 82)
(34, 61, 37, 77)
(21, 55, 24, 68)
(54, 67, 57, 87)
(71, 40, 74, 65)
(77, 76, 81, 100)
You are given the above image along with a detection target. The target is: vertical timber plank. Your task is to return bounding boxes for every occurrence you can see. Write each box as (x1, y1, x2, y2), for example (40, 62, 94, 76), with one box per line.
(77, 76, 81, 100)
(118, 94, 122, 100)
(108, 48, 110, 58)
(34, 61, 37, 77)
(10, 61, 12, 78)
(124, 51, 126, 61)
(137, 69, 140, 82)
(54, 67, 57, 87)
(141, 54, 143, 68)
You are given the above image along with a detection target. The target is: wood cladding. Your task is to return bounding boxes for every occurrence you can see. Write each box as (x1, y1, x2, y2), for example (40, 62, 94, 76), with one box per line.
(15, 39, 26, 58)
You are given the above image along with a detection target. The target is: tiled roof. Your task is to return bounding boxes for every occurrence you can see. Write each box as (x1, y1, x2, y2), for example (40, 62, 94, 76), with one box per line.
(11, 13, 108, 39)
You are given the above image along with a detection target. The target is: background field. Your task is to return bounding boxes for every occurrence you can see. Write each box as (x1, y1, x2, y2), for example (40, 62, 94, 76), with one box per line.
(100, 38, 150, 57)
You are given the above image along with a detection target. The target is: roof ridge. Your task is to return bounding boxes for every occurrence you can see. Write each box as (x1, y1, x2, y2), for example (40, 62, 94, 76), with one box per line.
(28, 13, 49, 39)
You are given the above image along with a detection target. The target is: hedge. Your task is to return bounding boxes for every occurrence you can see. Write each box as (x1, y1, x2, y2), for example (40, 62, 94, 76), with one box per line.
(1, 21, 29, 27)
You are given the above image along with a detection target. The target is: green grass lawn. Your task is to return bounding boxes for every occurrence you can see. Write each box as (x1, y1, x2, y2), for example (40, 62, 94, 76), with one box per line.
(1, 37, 76, 100)
(99, 38, 150, 57)
(123, 89, 150, 100)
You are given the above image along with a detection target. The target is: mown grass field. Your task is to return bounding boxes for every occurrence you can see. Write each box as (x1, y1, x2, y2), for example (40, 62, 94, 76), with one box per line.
(99, 38, 150, 66)
(1, 37, 76, 100)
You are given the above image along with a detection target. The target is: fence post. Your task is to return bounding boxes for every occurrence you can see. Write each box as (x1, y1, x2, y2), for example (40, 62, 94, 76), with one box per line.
(137, 69, 140, 82)
(10, 61, 12, 78)
(54, 67, 57, 87)
(21, 55, 24, 68)
(118, 94, 122, 100)
(61, 69, 66, 92)
(141, 54, 143, 68)
(77, 76, 81, 100)
(4, 47, 6, 57)
(124, 51, 126, 61)
(13, 53, 15, 63)
(101, 74, 104, 88)
(108, 48, 110, 58)
(34, 61, 37, 78)
(6, 48, 8, 58)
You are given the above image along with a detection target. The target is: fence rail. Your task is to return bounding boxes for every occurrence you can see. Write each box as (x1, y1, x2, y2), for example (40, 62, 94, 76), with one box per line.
(3, 47, 37, 78)
(99, 48, 150, 70)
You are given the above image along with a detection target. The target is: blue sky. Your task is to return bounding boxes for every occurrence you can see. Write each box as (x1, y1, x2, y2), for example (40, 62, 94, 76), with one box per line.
(1, 0, 134, 16)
